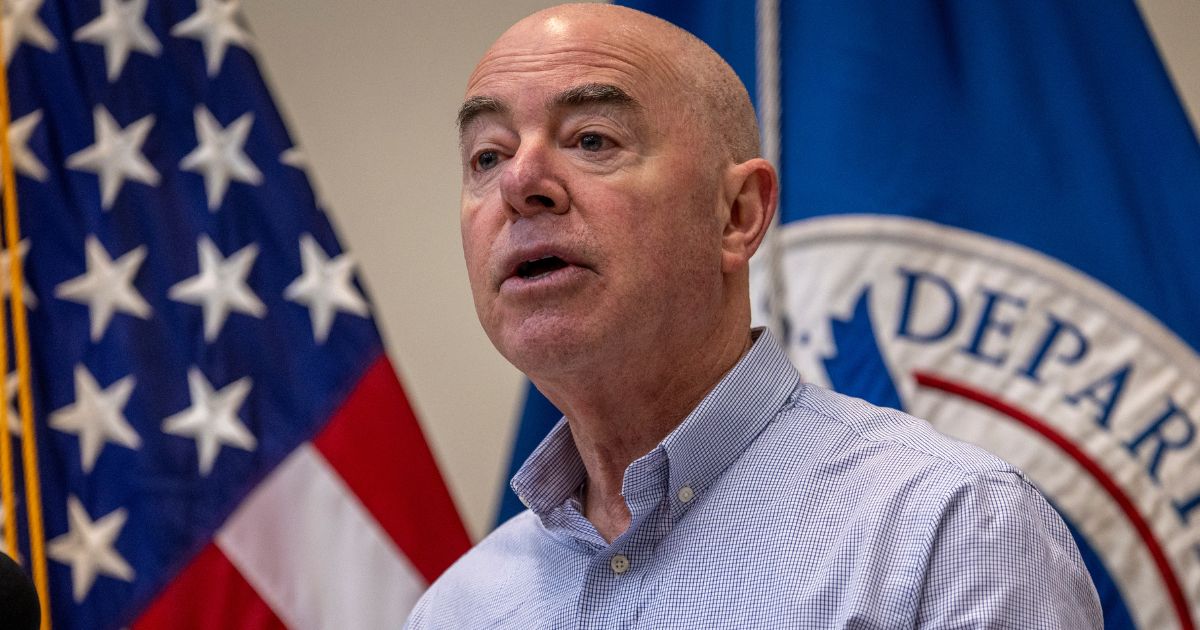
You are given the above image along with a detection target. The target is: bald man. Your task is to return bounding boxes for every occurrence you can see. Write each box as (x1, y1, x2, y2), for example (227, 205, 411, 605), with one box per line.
(408, 4, 1102, 628)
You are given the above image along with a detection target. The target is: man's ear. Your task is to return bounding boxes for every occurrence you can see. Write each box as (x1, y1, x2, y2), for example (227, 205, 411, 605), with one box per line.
(720, 158, 778, 274)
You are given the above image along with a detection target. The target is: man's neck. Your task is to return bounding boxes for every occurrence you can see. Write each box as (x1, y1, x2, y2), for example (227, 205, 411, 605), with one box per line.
(534, 325, 753, 543)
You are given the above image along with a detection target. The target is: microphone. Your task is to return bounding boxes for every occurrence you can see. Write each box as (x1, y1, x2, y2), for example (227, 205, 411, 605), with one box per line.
(0, 551, 39, 630)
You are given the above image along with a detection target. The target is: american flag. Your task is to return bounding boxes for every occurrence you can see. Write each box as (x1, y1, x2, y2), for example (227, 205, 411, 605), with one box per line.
(0, 0, 470, 627)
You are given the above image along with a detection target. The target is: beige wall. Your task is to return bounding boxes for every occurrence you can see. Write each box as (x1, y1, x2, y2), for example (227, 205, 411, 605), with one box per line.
(243, 0, 1200, 542)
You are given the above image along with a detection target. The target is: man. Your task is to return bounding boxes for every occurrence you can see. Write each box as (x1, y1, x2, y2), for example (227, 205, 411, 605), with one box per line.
(409, 3, 1102, 628)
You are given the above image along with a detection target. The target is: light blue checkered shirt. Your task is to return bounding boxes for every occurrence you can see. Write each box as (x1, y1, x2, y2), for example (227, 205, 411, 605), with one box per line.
(408, 331, 1102, 628)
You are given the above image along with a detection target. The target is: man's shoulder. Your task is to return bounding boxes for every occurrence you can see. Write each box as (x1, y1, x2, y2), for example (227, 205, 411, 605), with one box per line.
(728, 383, 1100, 626)
(406, 510, 578, 628)
(405, 512, 531, 628)
(777, 381, 1019, 479)
(724, 381, 1037, 522)
(421, 509, 545, 594)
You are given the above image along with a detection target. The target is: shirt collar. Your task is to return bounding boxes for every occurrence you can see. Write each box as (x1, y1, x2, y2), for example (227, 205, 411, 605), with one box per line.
(511, 328, 799, 521)
(509, 416, 585, 517)
(656, 328, 799, 518)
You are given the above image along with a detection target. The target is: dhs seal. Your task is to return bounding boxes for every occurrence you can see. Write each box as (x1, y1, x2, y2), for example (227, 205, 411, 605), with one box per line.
(766, 215, 1200, 629)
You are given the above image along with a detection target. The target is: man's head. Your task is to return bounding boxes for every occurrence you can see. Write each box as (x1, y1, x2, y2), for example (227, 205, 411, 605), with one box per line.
(458, 3, 777, 382)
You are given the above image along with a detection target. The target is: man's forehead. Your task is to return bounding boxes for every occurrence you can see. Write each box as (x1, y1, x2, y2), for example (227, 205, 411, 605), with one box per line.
(457, 82, 644, 135)
(474, 7, 650, 69)
(464, 9, 679, 103)
(465, 40, 663, 97)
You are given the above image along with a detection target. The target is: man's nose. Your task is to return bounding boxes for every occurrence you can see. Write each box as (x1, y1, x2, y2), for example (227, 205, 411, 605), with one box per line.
(499, 142, 569, 218)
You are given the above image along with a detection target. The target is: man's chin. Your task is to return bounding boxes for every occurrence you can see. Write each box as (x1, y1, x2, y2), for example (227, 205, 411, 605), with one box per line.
(491, 319, 600, 376)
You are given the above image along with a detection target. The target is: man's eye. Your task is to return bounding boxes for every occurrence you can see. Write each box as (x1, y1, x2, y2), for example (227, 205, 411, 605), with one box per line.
(579, 133, 607, 152)
(476, 150, 500, 171)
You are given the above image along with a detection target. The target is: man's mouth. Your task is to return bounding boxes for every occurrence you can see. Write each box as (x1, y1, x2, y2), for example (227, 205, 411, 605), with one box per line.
(515, 255, 570, 280)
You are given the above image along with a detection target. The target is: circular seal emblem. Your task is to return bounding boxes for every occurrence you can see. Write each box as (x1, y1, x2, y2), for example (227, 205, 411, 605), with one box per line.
(766, 215, 1200, 629)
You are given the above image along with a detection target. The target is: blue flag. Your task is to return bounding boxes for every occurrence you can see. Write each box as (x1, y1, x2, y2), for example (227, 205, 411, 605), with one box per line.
(499, 1, 1200, 627)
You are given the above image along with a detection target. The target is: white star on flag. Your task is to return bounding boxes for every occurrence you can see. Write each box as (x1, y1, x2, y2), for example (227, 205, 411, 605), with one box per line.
(279, 146, 306, 169)
(1, 109, 48, 187)
(3, 371, 18, 437)
(180, 106, 262, 210)
(0, 238, 37, 308)
(47, 495, 135, 602)
(170, 0, 252, 77)
(49, 364, 140, 474)
(54, 235, 152, 341)
(73, 0, 162, 82)
(65, 106, 160, 209)
(162, 368, 256, 476)
(2, 0, 58, 65)
(169, 236, 266, 341)
(280, 145, 330, 209)
(285, 234, 369, 343)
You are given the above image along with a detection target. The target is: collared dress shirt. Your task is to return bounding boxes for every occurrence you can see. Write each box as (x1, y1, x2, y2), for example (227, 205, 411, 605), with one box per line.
(407, 331, 1102, 629)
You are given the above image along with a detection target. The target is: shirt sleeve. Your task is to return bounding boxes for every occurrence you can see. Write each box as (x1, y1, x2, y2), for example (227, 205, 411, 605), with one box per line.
(403, 591, 430, 630)
(914, 470, 1103, 629)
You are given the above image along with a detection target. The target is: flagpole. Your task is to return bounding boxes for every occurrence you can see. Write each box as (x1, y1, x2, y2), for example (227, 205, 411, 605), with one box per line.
(755, 0, 785, 337)
(0, 63, 19, 565)
(0, 30, 51, 630)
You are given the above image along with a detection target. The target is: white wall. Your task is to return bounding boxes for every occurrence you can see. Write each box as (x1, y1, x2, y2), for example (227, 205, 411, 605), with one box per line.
(242, 0, 1200, 542)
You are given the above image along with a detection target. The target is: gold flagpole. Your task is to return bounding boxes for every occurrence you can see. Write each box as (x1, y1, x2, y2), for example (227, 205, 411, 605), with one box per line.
(0, 69, 17, 563)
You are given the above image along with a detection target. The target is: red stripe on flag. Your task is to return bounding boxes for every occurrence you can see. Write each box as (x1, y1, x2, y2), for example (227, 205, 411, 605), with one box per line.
(132, 543, 286, 630)
(314, 355, 471, 583)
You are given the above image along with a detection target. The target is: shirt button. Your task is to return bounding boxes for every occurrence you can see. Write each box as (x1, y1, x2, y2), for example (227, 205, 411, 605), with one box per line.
(610, 554, 630, 575)
(677, 485, 695, 503)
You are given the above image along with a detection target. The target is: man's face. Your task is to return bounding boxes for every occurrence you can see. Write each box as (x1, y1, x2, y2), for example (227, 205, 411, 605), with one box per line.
(458, 15, 726, 376)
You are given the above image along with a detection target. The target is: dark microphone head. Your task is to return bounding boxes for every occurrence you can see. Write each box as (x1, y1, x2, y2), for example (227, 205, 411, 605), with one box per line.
(0, 551, 39, 630)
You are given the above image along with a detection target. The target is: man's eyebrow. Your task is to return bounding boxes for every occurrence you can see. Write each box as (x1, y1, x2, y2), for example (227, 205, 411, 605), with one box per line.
(457, 95, 509, 134)
(550, 83, 641, 112)
(456, 84, 641, 136)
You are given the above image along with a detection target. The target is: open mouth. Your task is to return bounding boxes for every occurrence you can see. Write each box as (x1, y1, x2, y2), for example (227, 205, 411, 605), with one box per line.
(516, 256, 570, 280)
